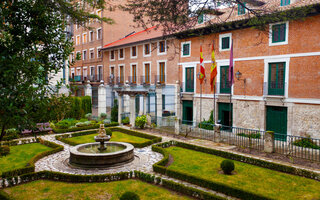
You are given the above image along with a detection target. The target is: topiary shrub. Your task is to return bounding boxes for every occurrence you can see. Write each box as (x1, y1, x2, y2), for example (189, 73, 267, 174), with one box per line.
(85, 113, 92, 121)
(0, 145, 10, 156)
(100, 113, 107, 120)
(135, 115, 147, 129)
(220, 160, 235, 175)
(122, 117, 130, 125)
(119, 192, 140, 200)
(105, 128, 112, 136)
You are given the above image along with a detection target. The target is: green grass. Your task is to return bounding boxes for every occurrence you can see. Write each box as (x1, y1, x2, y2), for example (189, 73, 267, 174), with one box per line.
(64, 131, 150, 146)
(0, 143, 52, 175)
(166, 146, 320, 200)
(2, 179, 191, 200)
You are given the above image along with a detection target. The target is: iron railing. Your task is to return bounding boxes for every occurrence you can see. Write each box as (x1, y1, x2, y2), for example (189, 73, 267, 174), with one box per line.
(116, 76, 125, 85)
(128, 76, 138, 85)
(154, 75, 166, 85)
(140, 76, 151, 85)
(88, 75, 103, 82)
(107, 77, 115, 86)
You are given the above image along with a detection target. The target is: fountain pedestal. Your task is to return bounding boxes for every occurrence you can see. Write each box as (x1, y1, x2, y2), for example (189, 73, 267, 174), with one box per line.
(94, 124, 110, 151)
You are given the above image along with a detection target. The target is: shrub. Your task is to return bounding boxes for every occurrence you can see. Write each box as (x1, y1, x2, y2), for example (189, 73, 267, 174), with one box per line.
(3, 128, 20, 141)
(0, 145, 10, 156)
(293, 137, 320, 150)
(103, 119, 111, 124)
(220, 160, 235, 175)
(100, 113, 107, 120)
(135, 115, 147, 129)
(75, 122, 86, 127)
(119, 192, 140, 200)
(237, 132, 261, 139)
(111, 99, 118, 122)
(198, 110, 215, 130)
(85, 113, 92, 121)
(122, 117, 130, 125)
(105, 128, 112, 136)
(55, 120, 71, 129)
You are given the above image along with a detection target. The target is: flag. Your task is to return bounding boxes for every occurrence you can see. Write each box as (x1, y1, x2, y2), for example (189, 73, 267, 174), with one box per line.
(229, 40, 234, 86)
(210, 42, 217, 92)
(199, 45, 205, 84)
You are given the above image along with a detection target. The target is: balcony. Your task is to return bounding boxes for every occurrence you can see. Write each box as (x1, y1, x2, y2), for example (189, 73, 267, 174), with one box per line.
(128, 76, 138, 86)
(69, 75, 83, 82)
(116, 76, 125, 86)
(88, 74, 103, 82)
(107, 76, 115, 86)
(140, 76, 151, 85)
(154, 75, 166, 85)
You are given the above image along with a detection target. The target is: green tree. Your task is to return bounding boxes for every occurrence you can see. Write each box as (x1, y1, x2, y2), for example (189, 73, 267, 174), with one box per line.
(111, 99, 118, 122)
(0, 0, 112, 141)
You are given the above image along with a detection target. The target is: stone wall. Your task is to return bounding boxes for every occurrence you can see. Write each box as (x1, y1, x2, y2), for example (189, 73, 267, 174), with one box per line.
(291, 104, 320, 138)
(234, 100, 264, 130)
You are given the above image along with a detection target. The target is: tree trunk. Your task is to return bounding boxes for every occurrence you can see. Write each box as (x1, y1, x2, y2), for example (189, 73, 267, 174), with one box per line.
(0, 124, 6, 142)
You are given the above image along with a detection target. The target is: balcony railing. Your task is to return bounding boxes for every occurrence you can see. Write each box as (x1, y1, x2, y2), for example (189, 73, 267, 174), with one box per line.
(69, 75, 82, 82)
(107, 77, 115, 86)
(88, 74, 103, 82)
(154, 75, 166, 85)
(116, 76, 125, 85)
(140, 76, 151, 85)
(128, 76, 137, 85)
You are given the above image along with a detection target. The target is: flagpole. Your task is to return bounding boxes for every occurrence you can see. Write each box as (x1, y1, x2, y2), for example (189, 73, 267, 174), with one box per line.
(200, 82, 202, 128)
(229, 40, 234, 128)
(213, 82, 216, 124)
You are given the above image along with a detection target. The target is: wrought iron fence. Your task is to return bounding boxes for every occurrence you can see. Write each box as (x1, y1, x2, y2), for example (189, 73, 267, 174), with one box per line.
(180, 120, 215, 140)
(154, 75, 166, 85)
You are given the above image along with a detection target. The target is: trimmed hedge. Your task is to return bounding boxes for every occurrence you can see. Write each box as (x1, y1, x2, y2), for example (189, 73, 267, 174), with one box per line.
(1, 139, 64, 178)
(152, 141, 320, 200)
(56, 127, 162, 148)
(109, 127, 162, 148)
(162, 179, 226, 200)
(53, 122, 119, 133)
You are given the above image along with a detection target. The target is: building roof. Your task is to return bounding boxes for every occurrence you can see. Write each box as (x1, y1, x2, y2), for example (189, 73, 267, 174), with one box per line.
(103, 26, 165, 50)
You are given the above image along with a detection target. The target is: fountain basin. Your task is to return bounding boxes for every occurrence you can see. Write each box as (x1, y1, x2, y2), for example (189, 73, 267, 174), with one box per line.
(69, 142, 134, 168)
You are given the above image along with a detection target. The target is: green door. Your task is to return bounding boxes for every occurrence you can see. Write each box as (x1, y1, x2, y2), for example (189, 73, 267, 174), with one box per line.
(182, 100, 193, 125)
(266, 106, 287, 141)
(220, 65, 231, 94)
(185, 67, 194, 92)
(218, 103, 233, 128)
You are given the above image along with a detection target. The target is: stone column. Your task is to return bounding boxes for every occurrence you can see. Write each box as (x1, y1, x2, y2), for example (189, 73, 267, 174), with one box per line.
(264, 131, 275, 153)
(175, 81, 181, 134)
(214, 124, 222, 143)
(84, 81, 92, 97)
(118, 94, 123, 124)
(98, 82, 106, 116)
(143, 94, 147, 115)
(156, 85, 163, 125)
(129, 94, 136, 127)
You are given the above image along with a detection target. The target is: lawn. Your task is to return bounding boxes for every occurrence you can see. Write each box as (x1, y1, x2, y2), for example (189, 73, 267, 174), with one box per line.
(2, 179, 191, 200)
(64, 131, 150, 145)
(0, 143, 52, 175)
(166, 146, 320, 200)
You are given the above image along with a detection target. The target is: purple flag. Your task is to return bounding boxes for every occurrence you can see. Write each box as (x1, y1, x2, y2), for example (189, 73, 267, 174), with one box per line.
(229, 40, 234, 86)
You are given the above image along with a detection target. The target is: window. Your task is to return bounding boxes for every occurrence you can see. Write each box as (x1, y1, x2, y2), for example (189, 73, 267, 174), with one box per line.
(76, 51, 81, 60)
(70, 52, 74, 62)
(198, 13, 204, 24)
(89, 48, 94, 59)
(158, 41, 166, 54)
(119, 48, 124, 60)
(119, 65, 124, 84)
(270, 22, 288, 46)
(181, 41, 191, 57)
(185, 67, 194, 92)
(238, 3, 246, 15)
(82, 33, 87, 43)
(220, 65, 231, 94)
(158, 61, 166, 83)
(143, 43, 151, 57)
(131, 64, 137, 84)
(82, 50, 87, 60)
(144, 63, 150, 84)
(90, 66, 95, 78)
(83, 67, 88, 80)
(131, 46, 137, 58)
(97, 28, 102, 40)
(97, 47, 102, 58)
(89, 31, 94, 42)
(162, 95, 166, 110)
(268, 62, 285, 96)
(281, 0, 290, 6)
(97, 9, 102, 21)
(97, 65, 103, 81)
(110, 50, 115, 61)
(219, 33, 231, 51)
(76, 35, 80, 45)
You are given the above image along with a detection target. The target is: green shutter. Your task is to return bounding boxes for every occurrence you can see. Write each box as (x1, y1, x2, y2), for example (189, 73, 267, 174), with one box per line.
(218, 103, 233, 128)
(268, 62, 285, 96)
(185, 67, 194, 92)
(221, 37, 230, 49)
(183, 43, 190, 56)
(162, 95, 165, 110)
(272, 23, 286, 43)
(281, 0, 290, 6)
(220, 65, 231, 94)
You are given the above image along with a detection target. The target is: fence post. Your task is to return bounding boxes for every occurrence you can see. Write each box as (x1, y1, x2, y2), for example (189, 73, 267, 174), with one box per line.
(98, 81, 106, 116)
(264, 131, 275, 153)
(175, 117, 180, 135)
(214, 124, 222, 143)
(175, 81, 181, 135)
(156, 85, 163, 125)
(84, 81, 92, 97)
(118, 94, 123, 124)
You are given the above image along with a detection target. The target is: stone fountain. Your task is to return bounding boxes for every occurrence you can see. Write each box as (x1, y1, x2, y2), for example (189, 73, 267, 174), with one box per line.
(69, 124, 134, 168)
(94, 124, 111, 151)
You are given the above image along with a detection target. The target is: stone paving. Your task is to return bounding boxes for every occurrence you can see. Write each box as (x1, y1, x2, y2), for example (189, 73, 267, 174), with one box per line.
(35, 134, 163, 175)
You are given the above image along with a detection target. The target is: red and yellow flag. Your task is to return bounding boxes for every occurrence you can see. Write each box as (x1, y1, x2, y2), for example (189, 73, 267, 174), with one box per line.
(210, 42, 217, 92)
(199, 45, 206, 84)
